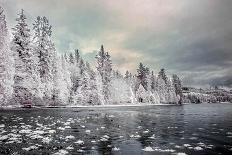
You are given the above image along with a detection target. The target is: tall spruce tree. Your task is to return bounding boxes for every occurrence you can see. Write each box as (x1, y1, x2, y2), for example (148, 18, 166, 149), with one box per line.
(0, 7, 14, 105)
(12, 9, 40, 104)
(33, 16, 56, 102)
(172, 74, 183, 104)
(95, 45, 112, 104)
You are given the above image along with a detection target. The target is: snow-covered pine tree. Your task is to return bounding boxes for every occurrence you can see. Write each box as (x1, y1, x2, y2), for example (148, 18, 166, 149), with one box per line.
(156, 76, 167, 103)
(0, 7, 14, 106)
(166, 77, 178, 104)
(75, 49, 80, 64)
(52, 55, 70, 105)
(158, 68, 168, 84)
(95, 45, 112, 104)
(12, 9, 41, 105)
(125, 70, 130, 79)
(77, 61, 100, 105)
(33, 16, 56, 103)
(172, 74, 183, 104)
(69, 53, 74, 64)
(151, 71, 156, 91)
(136, 63, 149, 90)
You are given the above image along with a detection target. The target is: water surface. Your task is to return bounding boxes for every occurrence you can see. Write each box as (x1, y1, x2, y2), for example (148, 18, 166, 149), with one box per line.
(0, 103, 232, 155)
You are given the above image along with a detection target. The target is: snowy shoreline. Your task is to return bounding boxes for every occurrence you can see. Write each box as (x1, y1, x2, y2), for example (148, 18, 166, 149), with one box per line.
(0, 102, 231, 109)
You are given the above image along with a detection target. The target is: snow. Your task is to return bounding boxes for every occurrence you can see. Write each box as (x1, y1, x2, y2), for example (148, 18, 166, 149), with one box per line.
(112, 147, 120, 151)
(42, 137, 52, 144)
(53, 149, 69, 155)
(194, 146, 203, 151)
(142, 146, 154, 152)
(22, 145, 38, 151)
(65, 135, 75, 140)
(75, 140, 84, 145)
(176, 153, 187, 155)
(0, 135, 8, 140)
(48, 130, 56, 133)
(66, 146, 74, 150)
(0, 124, 5, 128)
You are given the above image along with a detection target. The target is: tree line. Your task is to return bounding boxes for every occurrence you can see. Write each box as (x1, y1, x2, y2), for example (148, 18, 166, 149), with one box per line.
(0, 7, 183, 106)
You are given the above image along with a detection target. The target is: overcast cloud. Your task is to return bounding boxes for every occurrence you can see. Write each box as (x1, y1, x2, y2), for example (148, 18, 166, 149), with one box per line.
(1, 0, 232, 88)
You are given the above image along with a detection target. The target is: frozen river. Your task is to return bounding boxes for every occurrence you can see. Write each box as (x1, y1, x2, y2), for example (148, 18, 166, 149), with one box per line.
(0, 103, 232, 155)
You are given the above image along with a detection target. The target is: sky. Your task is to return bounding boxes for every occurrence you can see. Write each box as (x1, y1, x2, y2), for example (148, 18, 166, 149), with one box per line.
(1, 0, 232, 88)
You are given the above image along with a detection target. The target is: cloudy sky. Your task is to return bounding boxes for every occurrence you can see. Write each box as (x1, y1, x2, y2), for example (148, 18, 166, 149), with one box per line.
(1, 0, 232, 88)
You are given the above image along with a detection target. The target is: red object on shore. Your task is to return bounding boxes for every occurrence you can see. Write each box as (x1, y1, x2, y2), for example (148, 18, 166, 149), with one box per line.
(22, 100, 32, 108)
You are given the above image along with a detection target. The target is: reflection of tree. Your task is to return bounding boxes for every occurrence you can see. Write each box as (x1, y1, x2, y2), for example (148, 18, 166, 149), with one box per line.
(97, 113, 114, 154)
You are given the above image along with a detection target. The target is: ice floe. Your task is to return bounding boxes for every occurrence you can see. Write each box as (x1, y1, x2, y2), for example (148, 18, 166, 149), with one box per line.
(75, 140, 84, 145)
(53, 149, 69, 155)
(142, 146, 154, 152)
(194, 146, 203, 151)
(112, 147, 120, 151)
(22, 145, 38, 151)
(0, 124, 5, 128)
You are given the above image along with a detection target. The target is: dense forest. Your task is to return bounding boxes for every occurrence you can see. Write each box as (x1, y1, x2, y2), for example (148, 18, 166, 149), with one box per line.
(0, 7, 184, 106)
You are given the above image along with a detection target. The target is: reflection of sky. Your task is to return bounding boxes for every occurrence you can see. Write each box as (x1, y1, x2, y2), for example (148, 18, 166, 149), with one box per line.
(1, 0, 232, 88)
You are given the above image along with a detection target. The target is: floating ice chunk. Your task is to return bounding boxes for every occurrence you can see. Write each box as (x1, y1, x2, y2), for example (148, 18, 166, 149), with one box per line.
(80, 125, 85, 128)
(0, 124, 5, 128)
(176, 153, 187, 155)
(65, 135, 75, 140)
(119, 136, 123, 138)
(91, 140, 96, 143)
(194, 146, 203, 151)
(58, 127, 65, 131)
(189, 137, 197, 140)
(227, 132, 232, 135)
(85, 130, 91, 133)
(64, 122, 70, 126)
(75, 140, 84, 145)
(142, 146, 154, 152)
(175, 145, 181, 148)
(143, 129, 149, 134)
(22, 145, 38, 151)
(77, 149, 84, 152)
(134, 135, 141, 138)
(100, 135, 110, 141)
(103, 135, 110, 139)
(66, 146, 74, 150)
(101, 126, 105, 129)
(19, 129, 31, 134)
(0, 135, 8, 140)
(148, 134, 156, 139)
(183, 144, 191, 147)
(112, 147, 120, 151)
(137, 126, 142, 129)
(64, 126, 71, 129)
(48, 130, 56, 134)
(53, 149, 69, 155)
(42, 137, 52, 144)
(34, 130, 45, 135)
(109, 115, 115, 118)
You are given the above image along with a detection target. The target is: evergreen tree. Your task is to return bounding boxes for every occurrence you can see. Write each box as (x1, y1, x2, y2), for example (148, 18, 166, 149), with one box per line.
(95, 45, 112, 104)
(172, 74, 183, 104)
(151, 71, 156, 91)
(33, 16, 56, 102)
(136, 62, 149, 90)
(75, 49, 80, 64)
(158, 68, 168, 84)
(12, 9, 40, 105)
(69, 53, 74, 64)
(0, 7, 14, 105)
